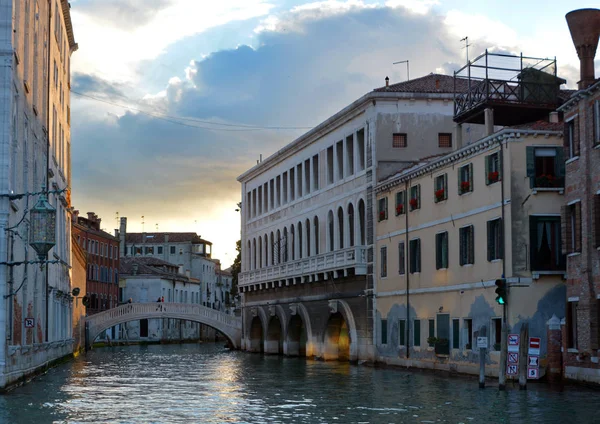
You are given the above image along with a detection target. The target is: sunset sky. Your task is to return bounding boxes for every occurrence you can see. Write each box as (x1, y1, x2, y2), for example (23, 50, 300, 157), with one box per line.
(69, 0, 599, 267)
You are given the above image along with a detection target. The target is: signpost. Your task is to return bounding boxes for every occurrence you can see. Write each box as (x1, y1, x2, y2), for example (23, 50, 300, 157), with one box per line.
(507, 364, 518, 376)
(508, 352, 519, 364)
(527, 337, 541, 379)
(508, 334, 520, 352)
(529, 337, 541, 355)
(24, 318, 34, 328)
(477, 337, 488, 349)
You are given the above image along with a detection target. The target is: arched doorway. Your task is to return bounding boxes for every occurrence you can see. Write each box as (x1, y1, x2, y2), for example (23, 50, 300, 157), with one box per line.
(287, 315, 307, 357)
(266, 315, 284, 354)
(323, 312, 350, 361)
(249, 316, 264, 353)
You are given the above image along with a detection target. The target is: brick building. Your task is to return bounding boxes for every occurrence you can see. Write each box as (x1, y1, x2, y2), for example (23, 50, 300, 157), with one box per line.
(556, 8, 600, 383)
(72, 212, 120, 315)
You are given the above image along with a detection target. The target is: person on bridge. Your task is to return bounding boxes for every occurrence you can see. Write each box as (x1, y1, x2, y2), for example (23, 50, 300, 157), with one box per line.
(161, 296, 164, 302)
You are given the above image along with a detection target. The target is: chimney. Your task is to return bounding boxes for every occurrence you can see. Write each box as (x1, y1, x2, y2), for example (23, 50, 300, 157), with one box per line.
(435, 78, 440, 89)
(385, 76, 389, 87)
(565, 9, 600, 89)
(549, 111, 559, 123)
(120, 217, 127, 257)
(87, 212, 94, 221)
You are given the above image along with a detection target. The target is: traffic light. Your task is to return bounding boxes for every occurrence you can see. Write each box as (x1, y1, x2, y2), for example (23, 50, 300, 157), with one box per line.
(495, 279, 507, 305)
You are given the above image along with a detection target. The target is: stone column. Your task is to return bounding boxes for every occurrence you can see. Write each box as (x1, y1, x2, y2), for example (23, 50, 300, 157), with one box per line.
(546, 314, 562, 382)
(484, 108, 494, 136)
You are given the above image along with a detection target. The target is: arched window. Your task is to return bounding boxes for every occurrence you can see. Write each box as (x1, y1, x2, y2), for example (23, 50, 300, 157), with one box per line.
(247, 240, 251, 270)
(290, 224, 295, 261)
(258, 237, 263, 268)
(298, 222, 303, 259)
(270, 232, 275, 265)
(252, 238, 257, 270)
(358, 199, 366, 245)
(306, 218, 311, 257)
(328, 210, 334, 252)
(314, 216, 320, 255)
(338, 206, 344, 249)
(265, 233, 269, 266)
(348, 203, 355, 247)
(282, 228, 287, 262)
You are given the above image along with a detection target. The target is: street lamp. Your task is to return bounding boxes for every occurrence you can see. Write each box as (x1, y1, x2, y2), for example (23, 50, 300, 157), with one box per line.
(29, 190, 57, 261)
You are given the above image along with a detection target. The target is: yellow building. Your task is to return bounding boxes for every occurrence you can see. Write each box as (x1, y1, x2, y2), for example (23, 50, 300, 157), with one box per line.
(374, 121, 566, 376)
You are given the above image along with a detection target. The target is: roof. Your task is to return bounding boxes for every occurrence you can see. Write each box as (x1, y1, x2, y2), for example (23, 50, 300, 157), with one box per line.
(72, 222, 119, 242)
(373, 73, 468, 94)
(509, 120, 564, 131)
(126, 232, 211, 245)
(60, 0, 78, 52)
(119, 257, 198, 283)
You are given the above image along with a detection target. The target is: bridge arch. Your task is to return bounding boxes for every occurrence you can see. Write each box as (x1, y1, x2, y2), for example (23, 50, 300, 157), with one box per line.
(246, 306, 268, 353)
(286, 303, 314, 357)
(322, 299, 358, 362)
(85, 303, 242, 350)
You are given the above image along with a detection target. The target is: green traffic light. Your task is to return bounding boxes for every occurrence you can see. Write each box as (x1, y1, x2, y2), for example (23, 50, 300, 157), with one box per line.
(496, 297, 505, 305)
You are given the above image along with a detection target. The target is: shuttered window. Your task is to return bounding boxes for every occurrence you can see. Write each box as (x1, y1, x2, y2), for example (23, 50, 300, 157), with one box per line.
(428, 319, 435, 346)
(458, 163, 473, 194)
(409, 239, 421, 273)
(378, 197, 388, 221)
(380, 246, 387, 277)
(562, 202, 582, 254)
(413, 319, 421, 347)
(452, 319, 460, 349)
(594, 195, 600, 248)
(395, 191, 406, 215)
(399, 319, 406, 346)
(381, 319, 388, 344)
(485, 152, 501, 185)
(594, 100, 600, 146)
(435, 231, 449, 269)
(409, 185, 421, 211)
(526, 146, 565, 189)
(565, 118, 579, 159)
(459, 225, 474, 265)
(434, 174, 448, 203)
(398, 241, 405, 275)
(487, 218, 503, 261)
(531, 216, 564, 271)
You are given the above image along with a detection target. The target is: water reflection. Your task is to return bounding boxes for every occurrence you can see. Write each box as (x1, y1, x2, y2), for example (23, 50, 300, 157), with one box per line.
(0, 344, 599, 423)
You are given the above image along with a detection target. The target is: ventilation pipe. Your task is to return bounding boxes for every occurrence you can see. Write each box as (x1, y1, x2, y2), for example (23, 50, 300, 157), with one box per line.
(565, 9, 600, 89)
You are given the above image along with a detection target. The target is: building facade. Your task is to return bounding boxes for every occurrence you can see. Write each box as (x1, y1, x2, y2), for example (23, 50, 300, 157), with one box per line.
(71, 233, 86, 355)
(556, 8, 600, 384)
(0, 0, 77, 389)
(375, 123, 566, 376)
(237, 74, 486, 361)
(71, 211, 120, 315)
(117, 257, 202, 342)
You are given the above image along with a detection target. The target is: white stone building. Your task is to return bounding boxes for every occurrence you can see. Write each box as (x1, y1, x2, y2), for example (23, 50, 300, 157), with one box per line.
(0, 0, 77, 389)
(116, 257, 202, 342)
(237, 74, 486, 361)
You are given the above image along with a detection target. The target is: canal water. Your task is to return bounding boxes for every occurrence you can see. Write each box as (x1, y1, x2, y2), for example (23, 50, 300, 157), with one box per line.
(0, 343, 598, 424)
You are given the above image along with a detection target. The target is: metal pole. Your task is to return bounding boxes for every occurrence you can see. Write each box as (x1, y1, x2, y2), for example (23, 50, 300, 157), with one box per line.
(479, 325, 487, 389)
(519, 322, 529, 390)
(499, 321, 508, 390)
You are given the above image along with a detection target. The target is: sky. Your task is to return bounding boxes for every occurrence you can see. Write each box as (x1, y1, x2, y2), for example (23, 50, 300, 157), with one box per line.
(68, 0, 600, 268)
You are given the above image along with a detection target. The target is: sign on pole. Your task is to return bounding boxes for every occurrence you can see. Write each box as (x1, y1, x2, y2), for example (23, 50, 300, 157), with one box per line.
(508, 333, 520, 353)
(24, 318, 34, 328)
(528, 367, 539, 379)
(508, 352, 519, 364)
(528, 355, 539, 367)
(528, 337, 541, 355)
(477, 336, 488, 349)
(507, 364, 518, 376)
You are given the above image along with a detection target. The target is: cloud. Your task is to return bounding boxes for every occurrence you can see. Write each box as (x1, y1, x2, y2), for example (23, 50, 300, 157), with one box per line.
(74, 0, 173, 30)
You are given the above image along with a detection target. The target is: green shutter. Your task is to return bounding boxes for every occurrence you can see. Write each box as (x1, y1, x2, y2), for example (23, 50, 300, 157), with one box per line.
(399, 320, 406, 346)
(526, 146, 535, 188)
(417, 185, 421, 208)
(436, 233, 441, 270)
(485, 155, 490, 185)
(428, 319, 435, 346)
(499, 219, 504, 260)
(459, 228, 465, 266)
(469, 163, 473, 192)
(487, 220, 493, 261)
(381, 319, 388, 344)
(452, 319, 460, 349)
(442, 232, 448, 268)
(417, 239, 421, 272)
(469, 226, 475, 264)
(555, 147, 565, 177)
(414, 320, 421, 347)
(444, 174, 448, 200)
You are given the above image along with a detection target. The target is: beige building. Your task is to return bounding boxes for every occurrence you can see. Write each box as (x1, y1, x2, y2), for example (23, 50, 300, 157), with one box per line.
(374, 121, 567, 376)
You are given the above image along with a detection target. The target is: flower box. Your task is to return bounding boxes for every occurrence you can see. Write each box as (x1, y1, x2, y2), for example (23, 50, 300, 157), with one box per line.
(396, 204, 404, 215)
(488, 171, 499, 183)
(535, 174, 557, 188)
(379, 211, 386, 221)
(409, 198, 419, 210)
(460, 181, 471, 194)
(434, 189, 445, 202)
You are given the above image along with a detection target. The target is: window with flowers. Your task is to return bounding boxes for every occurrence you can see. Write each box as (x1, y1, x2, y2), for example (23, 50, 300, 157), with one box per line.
(458, 163, 473, 195)
(485, 152, 501, 185)
(409, 185, 420, 211)
(526, 146, 565, 189)
(395, 190, 406, 216)
(378, 196, 388, 221)
(434, 174, 447, 203)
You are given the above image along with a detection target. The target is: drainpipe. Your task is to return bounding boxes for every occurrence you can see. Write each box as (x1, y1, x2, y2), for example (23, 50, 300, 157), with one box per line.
(405, 179, 410, 359)
(499, 140, 506, 313)
(45, 0, 53, 343)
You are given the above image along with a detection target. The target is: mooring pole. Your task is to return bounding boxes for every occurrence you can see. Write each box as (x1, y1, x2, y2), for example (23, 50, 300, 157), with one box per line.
(519, 322, 529, 390)
(479, 325, 487, 389)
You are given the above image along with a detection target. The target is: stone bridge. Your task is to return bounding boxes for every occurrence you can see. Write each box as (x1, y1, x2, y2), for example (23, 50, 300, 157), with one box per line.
(85, 303, 242, 350)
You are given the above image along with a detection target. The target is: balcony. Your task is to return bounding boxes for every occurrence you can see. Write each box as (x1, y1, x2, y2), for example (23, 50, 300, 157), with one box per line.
(239, 246, 367, 290)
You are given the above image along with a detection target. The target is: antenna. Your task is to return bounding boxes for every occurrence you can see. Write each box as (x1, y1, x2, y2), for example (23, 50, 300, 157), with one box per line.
(141, 215, 145, 232)
(155, 223, 159, 231)
(392, 60, 409, 81)
(460, 36, 471, 63)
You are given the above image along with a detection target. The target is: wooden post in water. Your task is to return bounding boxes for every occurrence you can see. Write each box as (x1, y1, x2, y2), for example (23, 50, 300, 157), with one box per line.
(479, 325, 487, 389)
(519, 322, 529, 390)
(499, 322, 508, 390)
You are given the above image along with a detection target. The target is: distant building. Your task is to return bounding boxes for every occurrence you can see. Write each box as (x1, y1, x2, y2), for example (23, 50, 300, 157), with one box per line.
(0, 0, 77, 389)
(72, 211, 120, 315)
(556, 8, 600, 384)
(118, 257, 201, 342)
(375, 120, 566, 376)
(71, 234, 87, 355)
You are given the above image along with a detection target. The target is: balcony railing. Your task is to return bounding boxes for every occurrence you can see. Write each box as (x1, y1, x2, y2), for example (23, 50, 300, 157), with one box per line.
(239, 245, 368, 287)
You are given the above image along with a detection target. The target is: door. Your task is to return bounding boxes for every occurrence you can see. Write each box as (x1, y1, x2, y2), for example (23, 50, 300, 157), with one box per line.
(436, 314, 450, 355)
(140, 319, 149, 338)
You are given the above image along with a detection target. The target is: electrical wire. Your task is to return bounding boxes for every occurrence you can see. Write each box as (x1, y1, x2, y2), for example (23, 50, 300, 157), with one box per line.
(71, 90, 314, 131)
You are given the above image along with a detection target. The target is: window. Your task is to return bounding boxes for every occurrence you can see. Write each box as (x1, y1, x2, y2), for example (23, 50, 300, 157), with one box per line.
(304, 159, 311, 194)
(526, 146, 565, 188)
(297, 163, 303, 197)
(434, 174, 447, 203)
(381, 319, 388, 344)
(346, 135, 354, 176)
(145, 246, 154, 255)
(398, 241, 405, 275)
(157, 246, 163, 254)
(595, 195, 600, 248)
(594, 100, 600, 146)
(170, 246, 176, 254)
(485, 152, 501, 185)
(567, 301, 577, 349)
(452, 319, 460, 349)
(378, 197, 388, 221)
(336, 140, 344, 180)
(435, 231, 448, 269)
(561, 203, 582, 256)
(282, 173, 288, 204)
(312, 155, 319, 191)
(393, 133, 407, 148)
(438, 133, 452, 148)
(459, 225, 474, 266)
(395, 190, 405, 215)
(413, 319, 421, 347)
(487, 218, 503, 261)
(380, 246, 387, 277)
(399, 319, 406, 347)
(409, 184, 420, 211)
(290, 168, 295, 201)
(409, 238, 421, 273)
(458, 163, 473, 194)
(465, 319, 473, 349)
(565, 118, 579, 159)
(428, 319, 435, 346)
(357, 129, 365, 171)
(327, 146, 334, 184)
